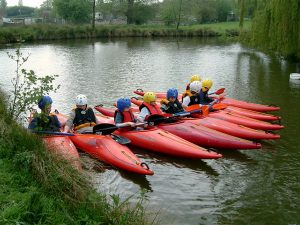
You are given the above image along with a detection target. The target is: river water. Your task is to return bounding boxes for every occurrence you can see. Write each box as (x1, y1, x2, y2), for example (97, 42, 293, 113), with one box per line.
(1, 38, 299, 225)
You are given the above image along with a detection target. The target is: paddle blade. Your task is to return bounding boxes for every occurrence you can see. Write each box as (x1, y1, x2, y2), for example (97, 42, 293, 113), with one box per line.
(202, 105, 210, 116)
(186, 104, 200, 112)
(111, 134, 131, 145)
(215, 88, 225, 95)
(93, 123, 118, 135)
(212, 103, 227, 110)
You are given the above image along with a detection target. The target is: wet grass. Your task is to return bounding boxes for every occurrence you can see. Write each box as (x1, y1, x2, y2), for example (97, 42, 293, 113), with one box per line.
(0, 21, 250, 44)
(0, 91, 154, 225)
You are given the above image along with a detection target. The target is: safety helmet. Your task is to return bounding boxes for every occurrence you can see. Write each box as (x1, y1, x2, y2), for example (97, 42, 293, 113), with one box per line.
(202, 79, 213, 90)
(190, 75, 202, 83)
(75, 94, 87, 105)
(38, 95, 53, 110)
(117, 97, 131, 112)
(167, 88, 178, 99)
(143, 92, 157, 104)
(189, 81, 201, 93)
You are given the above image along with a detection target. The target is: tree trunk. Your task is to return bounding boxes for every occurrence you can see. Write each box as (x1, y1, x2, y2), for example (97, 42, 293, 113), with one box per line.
(176, 0, 183, 30)
(92, 0, 96, 30)
(239, 0, 245, 32)
(127, 0, 134, 24)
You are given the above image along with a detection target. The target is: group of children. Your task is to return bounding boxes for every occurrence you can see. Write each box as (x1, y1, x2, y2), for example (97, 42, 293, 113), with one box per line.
(29, 75, 223, 133)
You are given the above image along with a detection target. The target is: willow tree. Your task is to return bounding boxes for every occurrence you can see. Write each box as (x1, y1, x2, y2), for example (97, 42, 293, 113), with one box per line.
(251, 0, 300, 59)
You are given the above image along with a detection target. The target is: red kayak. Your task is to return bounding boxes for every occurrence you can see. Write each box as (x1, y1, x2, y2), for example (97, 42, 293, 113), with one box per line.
(43, 136, 82, 170)
(133, 89, 280, 112)
(95, 105, 262, 149)
(114, 127, 222, 159)
(70, 134, 154, 175)
(206, 111, 284, 131)
(130, 98, 284, 131)
(224, 106, 281, 121)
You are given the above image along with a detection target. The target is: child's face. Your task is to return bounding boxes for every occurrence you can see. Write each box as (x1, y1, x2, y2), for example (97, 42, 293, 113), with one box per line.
(169, 97, 176, 103)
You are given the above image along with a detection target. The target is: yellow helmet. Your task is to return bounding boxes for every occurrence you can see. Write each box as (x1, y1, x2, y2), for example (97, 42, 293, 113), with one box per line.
(190, 75, 202, 83)
(202, 79, 213, 91)
(143, 92, 157, 103)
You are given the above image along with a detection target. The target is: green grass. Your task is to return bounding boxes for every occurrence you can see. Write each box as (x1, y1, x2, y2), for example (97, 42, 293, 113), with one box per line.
(0, 91, 154, 225)
(0, 21, 250, 44)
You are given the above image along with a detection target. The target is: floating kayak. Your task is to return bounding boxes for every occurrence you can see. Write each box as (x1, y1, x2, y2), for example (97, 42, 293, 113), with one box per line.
(114, 127, 222, 159)
(95, 105, 262, 149)
(133, 89, 280, 112)
(224, 106, 281, 121)
(130, 98, 284, 131)
(95, 105, 280, 140)
(43, 136, 82, 170)
(70, 134, 154, 175)
(207, 111, 284, 131)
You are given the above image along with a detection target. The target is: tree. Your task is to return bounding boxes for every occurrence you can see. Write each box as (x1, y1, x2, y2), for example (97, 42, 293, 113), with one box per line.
(53, 0, 92, 23)
(6, 6, 35, 17)
(251, 0, 300, 60)
(0, 0, 7, 17)
(6, 46, 60, 122)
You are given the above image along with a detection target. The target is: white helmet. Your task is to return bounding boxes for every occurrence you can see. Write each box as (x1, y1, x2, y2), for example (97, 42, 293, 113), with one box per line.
(75, 94, 87, 105)
(189, 81, 201, 93)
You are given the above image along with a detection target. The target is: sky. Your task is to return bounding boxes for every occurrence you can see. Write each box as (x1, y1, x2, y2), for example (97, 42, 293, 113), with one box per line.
(6, 0, 45, 8)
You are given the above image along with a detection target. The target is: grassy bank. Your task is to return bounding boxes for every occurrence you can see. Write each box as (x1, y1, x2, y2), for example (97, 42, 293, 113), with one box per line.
(0, 92, 151, 224)
(0, 21, 250, 44)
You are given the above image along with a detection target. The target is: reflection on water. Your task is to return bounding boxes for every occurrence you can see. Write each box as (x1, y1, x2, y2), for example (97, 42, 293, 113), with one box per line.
(1, 38, 300, 225)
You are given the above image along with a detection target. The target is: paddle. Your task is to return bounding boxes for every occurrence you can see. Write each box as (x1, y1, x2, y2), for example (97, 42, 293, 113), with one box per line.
(31, 130, 75, 136)
(208, 88, 225, 95)
(92, 123, 132, 145)
(174, 105, 210, 117)
(186, 103, 227, 113)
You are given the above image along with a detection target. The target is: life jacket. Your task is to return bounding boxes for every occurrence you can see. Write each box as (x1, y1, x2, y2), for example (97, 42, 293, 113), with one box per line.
(181, 91, 200, 106)
(181, 90, 192, 101)
(114, 109, 135, 123)
(73, 107, 96, 130)
(199, 89, 214, 105)
(160, 98, 184, 114)
(114, 109, 135, 131)
(139, 102, 163, 120)
(186, 83, 191, 91)
(35, 113, 61, 132)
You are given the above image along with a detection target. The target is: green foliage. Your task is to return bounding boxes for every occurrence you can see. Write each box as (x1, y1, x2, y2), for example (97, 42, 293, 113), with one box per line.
(251, 0, 300, 60)
(7, 45, 60, 122)
(0, 92, 155, 225)
(53, 0, 92, 23)
(6, 6, 35, 17)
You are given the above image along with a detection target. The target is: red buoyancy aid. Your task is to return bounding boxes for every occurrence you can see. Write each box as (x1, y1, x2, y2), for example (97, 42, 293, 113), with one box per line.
(114, 109, 135, 123)
(139, 102, 163, 121)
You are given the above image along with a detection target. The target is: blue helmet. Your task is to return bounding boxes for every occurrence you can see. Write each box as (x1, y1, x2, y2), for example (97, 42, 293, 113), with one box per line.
(38, 95, 53, 110)
(167, 88, 178, 99)
(117, 97, 131, 112)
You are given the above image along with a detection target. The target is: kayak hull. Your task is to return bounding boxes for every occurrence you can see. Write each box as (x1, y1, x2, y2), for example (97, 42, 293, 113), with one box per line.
(95, 105, 261, 149)
(157, 119, 261, 150)
(207, 111, 284, 130)
(115, 127, 222, 159)
(43, 136, 82, 170)
(133, 90, 280, 112)
(70, 134, 154, 175)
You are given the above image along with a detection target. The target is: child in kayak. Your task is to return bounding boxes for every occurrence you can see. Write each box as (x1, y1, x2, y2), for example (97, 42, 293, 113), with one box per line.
(182, 81, 202, 109)
(160, 88, 185, 114)
(63, 94, 99, 133)
(185, 74, 202, 93)
(199, 79, 215, 105)
(114, 97, 136, 129)
(28, 95, 61, 132)
(137, 92, 163, 123)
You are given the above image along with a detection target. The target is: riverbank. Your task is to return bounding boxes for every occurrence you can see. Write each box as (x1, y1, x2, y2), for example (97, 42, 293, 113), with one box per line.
(0, 21, 250, 44)
(0, 92, 151, 224)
